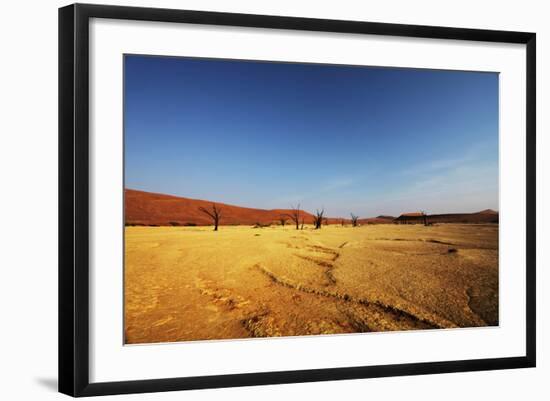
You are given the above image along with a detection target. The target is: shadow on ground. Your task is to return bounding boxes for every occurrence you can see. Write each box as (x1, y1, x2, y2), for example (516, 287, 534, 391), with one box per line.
(35, 377, 57, 392)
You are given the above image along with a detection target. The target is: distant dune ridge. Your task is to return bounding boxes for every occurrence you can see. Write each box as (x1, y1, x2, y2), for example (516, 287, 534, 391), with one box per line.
(125, 189, 498, 226)
(422, 211, 498, 224)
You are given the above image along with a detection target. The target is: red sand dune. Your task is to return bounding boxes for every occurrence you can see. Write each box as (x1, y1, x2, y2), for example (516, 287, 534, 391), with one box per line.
(125, 189, 316, 226)
(394, 210, 499, 224)
(424, 212, 499, 224)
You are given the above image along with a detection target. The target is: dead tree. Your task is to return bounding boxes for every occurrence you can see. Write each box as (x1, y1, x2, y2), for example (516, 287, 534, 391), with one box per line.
(284, 204, 301, 230)
(421, 211, 429, 226)
(313, 208, 325, 229)
(279, 216, 288, 227)
(198, 203, 222, 231)
(341, 219, 345, 227)
(350, 213, 359, 227)
(300, 218, 304, 230)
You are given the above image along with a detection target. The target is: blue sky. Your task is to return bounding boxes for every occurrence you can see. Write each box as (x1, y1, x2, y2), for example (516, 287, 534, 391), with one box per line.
(124, 55, 499, 217)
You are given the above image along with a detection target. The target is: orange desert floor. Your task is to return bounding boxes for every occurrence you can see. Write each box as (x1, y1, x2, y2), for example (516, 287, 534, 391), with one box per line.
(124, 224, 498, 344)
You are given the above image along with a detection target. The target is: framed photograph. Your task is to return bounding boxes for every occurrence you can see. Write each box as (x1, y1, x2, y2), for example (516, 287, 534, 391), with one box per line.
(59, 3, 536, 397)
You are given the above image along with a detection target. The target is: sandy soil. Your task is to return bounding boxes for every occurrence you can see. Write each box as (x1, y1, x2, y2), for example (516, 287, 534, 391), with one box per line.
(124, 224, 498, 344)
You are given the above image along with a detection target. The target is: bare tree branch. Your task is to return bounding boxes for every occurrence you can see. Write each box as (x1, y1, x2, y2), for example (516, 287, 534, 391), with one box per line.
(312, 208, 325, 229)
(198, 203, 223, 231)
(421, 210, 429, 226)
(283, 204, 301, 230)
(350, 213, 359, 227)
(198, 207, 215, 219)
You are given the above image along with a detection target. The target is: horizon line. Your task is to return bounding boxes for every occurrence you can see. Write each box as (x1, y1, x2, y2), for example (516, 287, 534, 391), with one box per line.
(124, 187, 499, 218)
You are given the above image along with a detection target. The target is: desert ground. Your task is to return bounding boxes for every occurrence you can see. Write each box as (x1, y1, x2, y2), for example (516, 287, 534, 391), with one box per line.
(124, 223, 498, 344)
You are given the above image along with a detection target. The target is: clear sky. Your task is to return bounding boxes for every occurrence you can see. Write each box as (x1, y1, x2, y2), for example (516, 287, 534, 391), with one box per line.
(124, 55, 499, 217)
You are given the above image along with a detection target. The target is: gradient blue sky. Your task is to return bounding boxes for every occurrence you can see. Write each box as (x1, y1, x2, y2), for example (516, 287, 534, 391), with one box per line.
(124, 55, 499, 217)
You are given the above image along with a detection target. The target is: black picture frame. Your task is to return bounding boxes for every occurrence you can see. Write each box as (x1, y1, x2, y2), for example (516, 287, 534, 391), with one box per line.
(59, 3, 536, 397)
